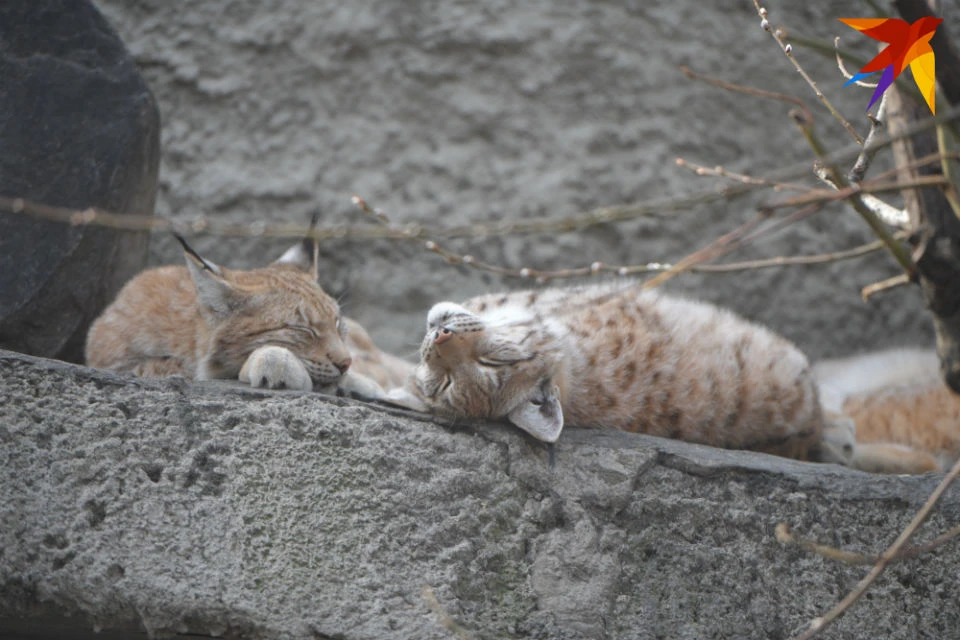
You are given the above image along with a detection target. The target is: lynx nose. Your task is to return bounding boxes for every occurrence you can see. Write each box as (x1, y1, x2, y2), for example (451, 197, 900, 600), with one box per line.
(334, 357, 352, 374)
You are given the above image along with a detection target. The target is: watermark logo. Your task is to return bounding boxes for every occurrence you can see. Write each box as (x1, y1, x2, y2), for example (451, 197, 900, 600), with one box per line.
(839, 17, 942, 114)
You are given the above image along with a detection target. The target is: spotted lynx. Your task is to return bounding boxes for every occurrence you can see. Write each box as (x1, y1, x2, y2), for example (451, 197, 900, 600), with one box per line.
(387, 283, 826, 460)
(385, 283, 951, 473)
(814, 348, 959, 473)
(86, 232, 410, 396)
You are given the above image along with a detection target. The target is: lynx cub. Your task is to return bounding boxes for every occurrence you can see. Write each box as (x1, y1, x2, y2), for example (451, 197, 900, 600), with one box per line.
(86, 233, 409, 396)
(814, 348, 959, 473)
(387, 283, 825, 460)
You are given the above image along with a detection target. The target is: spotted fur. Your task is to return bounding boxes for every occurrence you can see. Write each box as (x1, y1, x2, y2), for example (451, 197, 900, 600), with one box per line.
(390, 282, 824, 460)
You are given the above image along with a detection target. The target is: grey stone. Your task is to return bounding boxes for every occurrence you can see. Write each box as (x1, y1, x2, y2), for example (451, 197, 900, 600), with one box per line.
(2, 349, 959, 639)
(0, 0, 160, 363)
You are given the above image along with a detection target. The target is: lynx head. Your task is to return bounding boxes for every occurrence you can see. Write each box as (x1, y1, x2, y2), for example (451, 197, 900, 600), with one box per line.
(177, 232, 352, 387)
(405, 301, 564, 442)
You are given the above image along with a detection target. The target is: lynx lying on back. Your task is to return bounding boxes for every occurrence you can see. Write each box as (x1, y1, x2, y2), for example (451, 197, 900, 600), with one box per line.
(388, 283, 825, 460)
(86, 233, 409, 395)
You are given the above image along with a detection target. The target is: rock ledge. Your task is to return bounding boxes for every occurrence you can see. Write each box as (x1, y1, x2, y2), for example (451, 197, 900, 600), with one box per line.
(1, 349, 958, 639)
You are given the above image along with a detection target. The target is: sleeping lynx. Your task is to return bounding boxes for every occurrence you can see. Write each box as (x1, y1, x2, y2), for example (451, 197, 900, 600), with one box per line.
(86, 232, 410, 395)
(387, 283, 826, 460)
(386, 283, 953, 473)
(814, 348, 959, 474)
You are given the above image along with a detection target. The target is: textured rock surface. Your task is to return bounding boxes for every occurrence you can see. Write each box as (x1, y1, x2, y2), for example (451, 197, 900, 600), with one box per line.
(92, 0, 960, 360)
(2, 349, 959, 639)
(0, 0, 160, 364)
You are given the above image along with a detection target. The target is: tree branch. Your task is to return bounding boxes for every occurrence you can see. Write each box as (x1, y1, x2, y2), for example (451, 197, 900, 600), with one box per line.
(790, 456, 960, 640)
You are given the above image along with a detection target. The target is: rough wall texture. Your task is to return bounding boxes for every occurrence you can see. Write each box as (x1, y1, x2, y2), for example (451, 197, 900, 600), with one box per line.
(89, 0, 959, 359)
(0, 0, 160, 364)
(2, 349, 960, 639)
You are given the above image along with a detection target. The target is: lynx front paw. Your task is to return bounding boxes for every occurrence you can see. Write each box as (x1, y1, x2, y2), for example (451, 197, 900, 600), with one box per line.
(338, 371, 387, 402)
(240, 346, 313, 391)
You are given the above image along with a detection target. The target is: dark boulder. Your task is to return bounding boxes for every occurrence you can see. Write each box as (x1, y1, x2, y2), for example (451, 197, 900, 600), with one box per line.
(0, 0, 160, 363)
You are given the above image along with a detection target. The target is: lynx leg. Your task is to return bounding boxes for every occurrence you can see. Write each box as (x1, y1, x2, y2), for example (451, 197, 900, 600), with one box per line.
(382, 387, 430, 413)
(338, 370, 387, 401)
(849, 443, 942, 474)
(811, 413, 856, 466)
(240, 346, 313, 391)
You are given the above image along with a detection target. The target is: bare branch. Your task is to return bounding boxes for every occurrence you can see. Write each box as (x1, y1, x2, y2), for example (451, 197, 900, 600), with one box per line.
(674, 157, 812, 193)
(862, 273, 912, 301)
(355, 195, 893, 282)
(790, 108, 917, 275)
(834, 37, 878, 88)
(848, 93, 888, 184)
(680, 65, 813, 123)
(753, 1, 863, 144)
(776, 521, 960, 566)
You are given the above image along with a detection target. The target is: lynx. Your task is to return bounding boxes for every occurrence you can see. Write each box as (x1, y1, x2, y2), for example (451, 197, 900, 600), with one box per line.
(814, 348, 959, 474)
(86, 232, 410, 396)
(386, 282, 827, 461)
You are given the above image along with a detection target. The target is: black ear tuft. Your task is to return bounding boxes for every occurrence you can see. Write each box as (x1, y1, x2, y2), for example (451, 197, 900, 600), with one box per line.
(270, 213, 321, 280)
(174, 233, 221, 275)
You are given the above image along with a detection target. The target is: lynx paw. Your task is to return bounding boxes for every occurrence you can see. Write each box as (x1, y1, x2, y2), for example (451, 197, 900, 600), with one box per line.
(816, 412, 856, 465)
(382, 387, 430, 412)
(338, 371, 387, 401)
(240, 346, 313, 391)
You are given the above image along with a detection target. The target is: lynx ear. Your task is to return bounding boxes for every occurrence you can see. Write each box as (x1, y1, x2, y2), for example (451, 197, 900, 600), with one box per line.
(176, 234, 237, 317)
(507, 380, 563, 442)
(272, 211, 320, 280)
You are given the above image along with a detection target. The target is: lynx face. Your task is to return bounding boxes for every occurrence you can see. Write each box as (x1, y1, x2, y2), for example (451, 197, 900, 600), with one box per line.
(195, 263, 353, 388)
(408, 302, 565, 442)
(86, 233, 354, 391)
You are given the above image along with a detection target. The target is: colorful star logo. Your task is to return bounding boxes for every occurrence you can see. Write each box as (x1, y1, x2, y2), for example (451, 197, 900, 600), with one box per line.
(840, 17, 942, 114)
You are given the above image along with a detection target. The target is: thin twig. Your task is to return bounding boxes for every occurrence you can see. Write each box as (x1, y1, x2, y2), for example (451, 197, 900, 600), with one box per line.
(790, 33, 871, 71)
(356, 195, 891, 282)
(861, 273, 913, 301)
(776, 521, 960, 567)
(4, 106, 960, 242)
(834, 37, 879, 89)
(775, 523, 874, 566)
(680, 64, 813, 123)
(852, 151, 960, 227)
(753, 1, 863, 144)
(848, 93, 887, 184)
(766, 175, 948, 212)
(790, 108, 916, 276)
(641, 201, 833, 290)
(674, 157, 812, 193)
(790, 456, 960, 640)
(808, 93, 909, 229)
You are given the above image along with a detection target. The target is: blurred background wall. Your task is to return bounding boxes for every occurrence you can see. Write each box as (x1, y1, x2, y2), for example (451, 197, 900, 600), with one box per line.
(94, 0, 955, 360)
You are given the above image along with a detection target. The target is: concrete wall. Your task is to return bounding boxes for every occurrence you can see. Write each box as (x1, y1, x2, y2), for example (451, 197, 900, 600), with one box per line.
(92, 0, 952, 359)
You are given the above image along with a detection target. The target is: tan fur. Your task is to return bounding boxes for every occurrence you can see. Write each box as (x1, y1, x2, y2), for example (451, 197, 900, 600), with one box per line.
(343, 317, 414, 391)
(815, 349, 960, 473)
(390, 282, 824, 459)
(86, 237, 411, 395)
